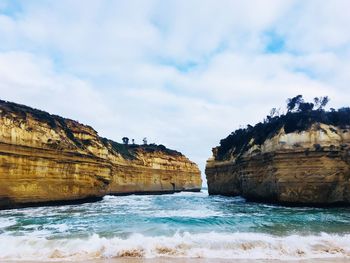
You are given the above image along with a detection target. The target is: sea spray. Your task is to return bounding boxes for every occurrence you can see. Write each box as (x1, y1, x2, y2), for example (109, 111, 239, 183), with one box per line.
(0, 232, 350, 260)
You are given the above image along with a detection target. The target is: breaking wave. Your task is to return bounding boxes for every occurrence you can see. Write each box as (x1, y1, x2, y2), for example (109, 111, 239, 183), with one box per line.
(0, 232, 350, 261)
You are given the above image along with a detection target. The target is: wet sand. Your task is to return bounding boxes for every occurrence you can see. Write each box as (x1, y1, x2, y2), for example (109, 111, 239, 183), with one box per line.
(4, 258, 350, 263)
(91, 258, 350, 263)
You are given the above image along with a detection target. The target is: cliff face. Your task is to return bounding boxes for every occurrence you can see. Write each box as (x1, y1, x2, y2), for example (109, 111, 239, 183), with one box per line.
(107, 150, 201, 194)
(206, 124, 350, 205)
(0, 100, 201, 209)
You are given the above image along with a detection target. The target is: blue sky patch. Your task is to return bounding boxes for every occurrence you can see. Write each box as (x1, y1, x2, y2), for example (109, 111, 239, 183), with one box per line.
(0, 0, 22, 17)
(264, 31, 285, 53)
(156, 57, 199, 73)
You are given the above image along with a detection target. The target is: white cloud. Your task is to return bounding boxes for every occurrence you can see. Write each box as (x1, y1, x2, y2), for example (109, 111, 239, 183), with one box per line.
(0, 1, 350, 185)
(0, 52, 115, 127)
(276, 0, 350, 52)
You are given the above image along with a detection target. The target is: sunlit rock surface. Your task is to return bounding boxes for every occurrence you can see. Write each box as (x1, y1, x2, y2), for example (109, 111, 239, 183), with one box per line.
(206, 124, 350, 205)
(0, 100, 201, 209)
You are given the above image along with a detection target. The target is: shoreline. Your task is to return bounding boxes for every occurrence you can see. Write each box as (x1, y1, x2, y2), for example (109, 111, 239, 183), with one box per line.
(3, 258, 350, 263)
(0, 188, 202, 211)
(109, 188, 201, 196)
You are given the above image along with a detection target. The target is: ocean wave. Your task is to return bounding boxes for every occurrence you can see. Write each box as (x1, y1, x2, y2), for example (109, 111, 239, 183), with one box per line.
(151, 209, 224, 218)
(1, 232, 350, 261)
(0, 218, 16, 229)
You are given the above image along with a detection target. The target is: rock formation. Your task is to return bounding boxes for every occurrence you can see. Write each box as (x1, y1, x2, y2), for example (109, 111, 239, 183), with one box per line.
(206, 97, 350, 206)
(0, 100, 201, 209)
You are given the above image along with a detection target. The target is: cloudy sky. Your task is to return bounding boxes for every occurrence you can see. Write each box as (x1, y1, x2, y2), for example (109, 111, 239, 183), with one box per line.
(1, 0, 350, 184)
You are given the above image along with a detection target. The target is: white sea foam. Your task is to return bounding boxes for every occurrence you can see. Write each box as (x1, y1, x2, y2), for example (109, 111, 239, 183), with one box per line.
(103, 195, 153, 208)
(47, 223, 69, 233)
(171, 190, 208, 197)
(0, 232, 350, 261)
(0, 218, 16, 228)
(152, 209, 223, 218)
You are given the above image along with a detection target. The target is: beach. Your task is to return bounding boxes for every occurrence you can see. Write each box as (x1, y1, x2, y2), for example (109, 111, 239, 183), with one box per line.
(4, 258, 350, 263)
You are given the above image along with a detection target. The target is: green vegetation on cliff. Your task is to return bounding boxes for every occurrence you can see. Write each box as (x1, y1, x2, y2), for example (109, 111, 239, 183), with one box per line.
(101, 138, 181, 160)
(216, 96, 350, 161)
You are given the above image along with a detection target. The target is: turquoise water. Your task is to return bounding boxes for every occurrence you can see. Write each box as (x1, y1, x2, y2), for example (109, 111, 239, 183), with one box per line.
(1, 190, 350, 260)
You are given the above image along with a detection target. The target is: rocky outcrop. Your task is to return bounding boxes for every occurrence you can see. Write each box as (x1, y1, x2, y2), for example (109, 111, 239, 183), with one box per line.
(0, 100, 201, 209)
(206, 123, 350, 206)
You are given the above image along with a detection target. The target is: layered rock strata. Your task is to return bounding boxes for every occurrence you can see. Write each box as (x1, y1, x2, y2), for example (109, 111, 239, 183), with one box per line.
(0, 100, 201, 209)
(206, 124, 350, 205)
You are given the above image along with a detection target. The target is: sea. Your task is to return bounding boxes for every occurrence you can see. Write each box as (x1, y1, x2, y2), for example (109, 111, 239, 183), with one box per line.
(0, 189, 350, 262)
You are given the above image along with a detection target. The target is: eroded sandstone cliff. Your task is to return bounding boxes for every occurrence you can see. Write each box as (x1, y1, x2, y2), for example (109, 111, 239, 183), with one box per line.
(206, 115, 350, 206)
(0, 100, 201, 209)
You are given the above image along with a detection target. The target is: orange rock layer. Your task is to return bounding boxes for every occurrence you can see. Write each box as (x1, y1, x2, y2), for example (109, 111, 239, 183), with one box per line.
(0, 100, 201, 209)
(206, 124, 350, 205)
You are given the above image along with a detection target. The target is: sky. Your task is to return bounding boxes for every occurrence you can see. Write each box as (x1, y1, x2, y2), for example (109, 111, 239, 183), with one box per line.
(1, 0, 350, 185)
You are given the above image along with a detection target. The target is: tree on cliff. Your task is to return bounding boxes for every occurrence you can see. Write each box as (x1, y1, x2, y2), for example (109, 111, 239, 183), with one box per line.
(286, 95, 303, 112)
(122, 137, 129, 145)
(286, 95, 313, 112)
(216, 95, 349, 161)
(287, 95, 329, 113)
(314, 96, 329, 110)
(298, 102, 314, 112)
(143, 137, 147, 145)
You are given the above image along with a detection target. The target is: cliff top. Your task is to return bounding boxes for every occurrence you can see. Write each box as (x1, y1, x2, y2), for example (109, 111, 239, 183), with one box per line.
(0, 99, 182, 158)
(0, 99, 94, 131)
(101, 138, 182, 160)
(215, 95, 350, 161)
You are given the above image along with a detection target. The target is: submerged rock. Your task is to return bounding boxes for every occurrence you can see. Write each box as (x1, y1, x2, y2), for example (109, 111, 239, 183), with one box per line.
(0, 100, 201, 209)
